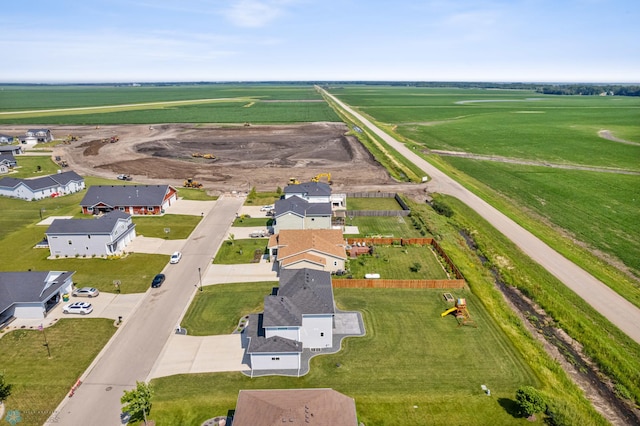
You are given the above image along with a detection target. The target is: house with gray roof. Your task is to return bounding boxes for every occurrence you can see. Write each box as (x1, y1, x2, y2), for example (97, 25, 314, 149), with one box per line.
(0, 145, 23, 155)
(25, 128, 54, 143)
(0, 134, 16, 144)
(284, 181, 346, 210)
(272, 195, 332, 233)
(80, 184, 177, 216)
(0, 170, 85, 201)
(0, 153, 17, 168)
(0, 271, 74, 323)
(46, 211, 136, 257)
(246, 269, 335, 372)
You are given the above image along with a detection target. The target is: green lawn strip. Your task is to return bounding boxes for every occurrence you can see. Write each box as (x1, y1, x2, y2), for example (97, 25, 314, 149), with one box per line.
(244, 192, 281, 206)
(346, 244, 448, 280)
(149, 287, 541, 425)
(347, 197, 404, 211)
(133, 214, 201, 239)
(232, 217, 272, 227)
(181, 282, 276, 335)
(213, 239, 267, 264)
(176, 188, 218, 201)
(349, 215, 424, 238)
(0, 319, 116, 425)
(434, 195, 640, 407)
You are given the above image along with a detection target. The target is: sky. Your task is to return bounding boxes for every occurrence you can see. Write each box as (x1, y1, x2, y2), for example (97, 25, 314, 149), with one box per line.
(1, 0, 638, 83)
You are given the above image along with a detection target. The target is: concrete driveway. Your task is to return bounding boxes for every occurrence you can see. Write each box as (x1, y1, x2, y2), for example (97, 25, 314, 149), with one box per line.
(125, 235, 187, 255)
(203, 263, 278, 285)
(148, 334, 248, 379)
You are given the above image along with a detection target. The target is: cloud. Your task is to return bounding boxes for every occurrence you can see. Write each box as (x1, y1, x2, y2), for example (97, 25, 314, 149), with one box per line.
(222, 0, 294, 28)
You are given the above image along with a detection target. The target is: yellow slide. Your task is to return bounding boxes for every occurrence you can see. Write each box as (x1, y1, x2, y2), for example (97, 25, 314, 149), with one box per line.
(441, 307, 457, 317)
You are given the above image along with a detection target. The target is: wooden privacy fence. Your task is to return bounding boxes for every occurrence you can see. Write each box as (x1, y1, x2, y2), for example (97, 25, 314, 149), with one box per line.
(345, 237, 465, 281)
(333, 279, 465, 289)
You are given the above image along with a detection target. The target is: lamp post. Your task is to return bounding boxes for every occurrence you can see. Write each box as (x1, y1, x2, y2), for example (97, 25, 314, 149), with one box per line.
(198, 267, 203, 292)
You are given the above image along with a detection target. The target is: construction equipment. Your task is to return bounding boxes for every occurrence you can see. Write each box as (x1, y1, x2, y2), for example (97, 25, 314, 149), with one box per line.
(311, 173, 332, 185)
(244, 122, 251, 127)
(109, 136, 119, 143)
(183, 178, 203, 189)
(58, 161, 68, 168)
(192, 153, 203, 158)
(65, 135, 78, 143)
(202, 153, 216, 159)
(288, 177, 300, 185)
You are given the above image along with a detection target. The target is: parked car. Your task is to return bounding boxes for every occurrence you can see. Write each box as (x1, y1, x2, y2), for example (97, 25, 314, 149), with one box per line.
(170, 251, 182, 264)
(72, 287, 100, 298)
(151, 273, 166, 288)
(260, 205, 274, 212)
(62, 302, 93, 315)
(249, 230, 268, 238)
(117, 174, 132, 181)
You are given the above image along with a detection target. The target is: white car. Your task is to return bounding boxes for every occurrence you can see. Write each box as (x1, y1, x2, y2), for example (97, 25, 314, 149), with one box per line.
(260, 205, 274, 212)
(62, 302, 93, 315)
(170, 251, 182, 264)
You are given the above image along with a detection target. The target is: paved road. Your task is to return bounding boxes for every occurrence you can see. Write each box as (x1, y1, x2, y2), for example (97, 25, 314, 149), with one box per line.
(321, 88, 640, 345)
(51, 195, 245, 425)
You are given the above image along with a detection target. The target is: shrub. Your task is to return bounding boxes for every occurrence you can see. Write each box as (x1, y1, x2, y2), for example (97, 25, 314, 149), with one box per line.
(515, 386, 547, 418)
(430, 199, 454, 217)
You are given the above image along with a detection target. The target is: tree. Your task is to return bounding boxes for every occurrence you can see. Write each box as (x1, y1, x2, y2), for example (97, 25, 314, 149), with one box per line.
(0, 373, 12, 404)
(276, 186, 282, 195)
(515, 386, 546, 419)
(121, 381, 153, 425)
(248, 186, 257, 200)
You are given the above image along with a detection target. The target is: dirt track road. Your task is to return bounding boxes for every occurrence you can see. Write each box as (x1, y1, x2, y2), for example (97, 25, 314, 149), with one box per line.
(321, 87, 640, 345)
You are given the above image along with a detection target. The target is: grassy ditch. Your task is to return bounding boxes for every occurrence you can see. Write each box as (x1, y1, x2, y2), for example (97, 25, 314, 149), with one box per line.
(427, 194, 640, 410)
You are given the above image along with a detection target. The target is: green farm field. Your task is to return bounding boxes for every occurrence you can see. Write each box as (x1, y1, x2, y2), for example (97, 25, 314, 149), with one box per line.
(330, 86, 640, 277)
(0, 84, 340, 124)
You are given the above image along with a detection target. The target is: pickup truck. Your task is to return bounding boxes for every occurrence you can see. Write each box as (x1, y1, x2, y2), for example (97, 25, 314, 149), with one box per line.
(117, 174, 132, 181)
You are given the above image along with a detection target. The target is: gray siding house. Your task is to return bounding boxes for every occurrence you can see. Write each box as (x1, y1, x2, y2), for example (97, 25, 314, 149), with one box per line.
(284, 181, 346, 210)
(0, 153, 18, 168)
(0, 271, 75, 322)
(272, 196, 332, 233)
(0, 145, 23, 155)
(25, 129, 54, 143)
(0, 170, 85, 201)
(46, 211, 136, 257)
(246, 269, 335, 373)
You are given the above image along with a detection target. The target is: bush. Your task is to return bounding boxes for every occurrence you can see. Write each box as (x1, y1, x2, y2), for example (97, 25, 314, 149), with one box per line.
(430, 199, 454, 217)
(516, 386, 547, 418)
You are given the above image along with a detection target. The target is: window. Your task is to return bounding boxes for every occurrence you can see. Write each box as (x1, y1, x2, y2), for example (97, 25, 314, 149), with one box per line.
(119, 207, 125, 211)
(320, 332, 324, 337)
(271, 357, 280, 361)
(87, 235, 91, 239)
(68, 240, 72, 245)
(87, 207, 93, 212)
(147, 206, 154, 212)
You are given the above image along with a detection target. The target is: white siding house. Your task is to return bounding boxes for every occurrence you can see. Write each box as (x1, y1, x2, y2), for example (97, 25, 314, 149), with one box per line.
(46, 211, 136, 257)
(0, 171, 85, 201)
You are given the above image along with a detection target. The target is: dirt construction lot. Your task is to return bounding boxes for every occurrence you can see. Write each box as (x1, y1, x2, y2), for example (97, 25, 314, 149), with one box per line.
(30, 123, 405, 194)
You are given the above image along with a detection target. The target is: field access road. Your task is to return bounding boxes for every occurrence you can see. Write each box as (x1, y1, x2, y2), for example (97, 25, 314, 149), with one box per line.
(320, 88, 640, 345)
(51, 195, 245, 426)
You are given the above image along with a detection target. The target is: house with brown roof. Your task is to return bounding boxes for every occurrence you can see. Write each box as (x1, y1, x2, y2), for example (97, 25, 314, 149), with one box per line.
(232, 388, 358, 426)
(267, 229, 346, 273)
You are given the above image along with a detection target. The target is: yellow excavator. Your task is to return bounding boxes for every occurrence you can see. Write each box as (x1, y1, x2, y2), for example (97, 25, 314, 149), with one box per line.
(311, 173, 332, 185)
(184, 178, 203, 188)
(288, 177, 300, 185)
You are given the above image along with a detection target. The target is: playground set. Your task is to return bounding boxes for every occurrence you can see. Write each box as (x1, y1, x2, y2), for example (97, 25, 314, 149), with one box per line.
(441, 293, 477, 327)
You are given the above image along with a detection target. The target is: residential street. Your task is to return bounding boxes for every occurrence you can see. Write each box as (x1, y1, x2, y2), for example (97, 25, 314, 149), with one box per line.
(320, 88, 640, 345)
(50, 195, 245, 425)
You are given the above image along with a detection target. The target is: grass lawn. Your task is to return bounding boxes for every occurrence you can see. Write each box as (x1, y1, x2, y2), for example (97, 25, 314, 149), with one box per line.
(0, 223, 168, 293)
(0, 318, 116, 425)
(350, 215, 425, 238)
(232, 216, 272, 227)
(244, 192, 282, 206)
(347, 197, 404, 211)
(181, 282, 276, 335)
(7, 155, 60, 178)
(213, 239, 268, 264)
(149, 287, 539, 425)
(133, 214, 201, 239)
(347, 245, 449, 280)
(176, 187, 218, 201)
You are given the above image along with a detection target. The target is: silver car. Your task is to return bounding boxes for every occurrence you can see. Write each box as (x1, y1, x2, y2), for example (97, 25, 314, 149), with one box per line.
(72, 287, 100, 298)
